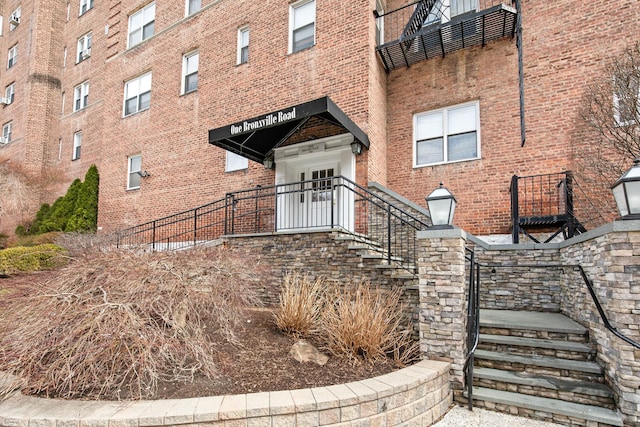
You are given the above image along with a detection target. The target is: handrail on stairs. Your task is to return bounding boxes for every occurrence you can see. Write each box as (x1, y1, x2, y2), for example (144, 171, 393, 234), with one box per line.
(463, 259, 639, 411)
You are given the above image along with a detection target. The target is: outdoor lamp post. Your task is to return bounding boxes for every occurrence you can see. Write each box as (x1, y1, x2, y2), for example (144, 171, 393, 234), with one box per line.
(611, 158, 640, 219)
(426, 182, 457, 228)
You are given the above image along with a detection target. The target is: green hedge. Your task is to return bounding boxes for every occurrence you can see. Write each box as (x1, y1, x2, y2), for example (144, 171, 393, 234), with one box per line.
(0, 244, 65, 274)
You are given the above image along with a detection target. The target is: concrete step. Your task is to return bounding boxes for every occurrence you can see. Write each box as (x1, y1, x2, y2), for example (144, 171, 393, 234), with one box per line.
(478, 333, 595, 361)
(480, 310, 587, 334)
(473, 367, 616, 409)
(474, 349, 603, 382)
(469, 387, 624, 426)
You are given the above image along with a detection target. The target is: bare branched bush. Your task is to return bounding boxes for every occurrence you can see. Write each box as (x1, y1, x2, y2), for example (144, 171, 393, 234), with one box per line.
(321, 281, 419, 365)
(576, 42, 640, 189)
(55, 232, 119, 256)
(0, 246, 261, 400)
(274, 272, 326, 337)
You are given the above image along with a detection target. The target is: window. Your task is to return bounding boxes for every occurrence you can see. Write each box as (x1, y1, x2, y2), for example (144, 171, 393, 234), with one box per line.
(182, 52, 198, 94)
(290, 0, 315, 53)
(186, 0, 201, 15)
(123, 72, 152, 116)
(614, 76, 639, 126)
(73, 132, 82, 160)
(77, 32, 92, 62)
(128, 155, 142, 190)
(414, 101, 480, 167)
(226, 151, 248, 172)
(375, 0, 384, 46)
(238, 27, 249, 64)
(424, 0, 477, 25)
(80, 0, 94, 16)
(7, 45, 17, 69)
(9, 7, 20, 31)
(5, 83, 15, 104)
(128, 2, 155, 48)
(74, 81, 89, 111)
(2, 121, 12, 144)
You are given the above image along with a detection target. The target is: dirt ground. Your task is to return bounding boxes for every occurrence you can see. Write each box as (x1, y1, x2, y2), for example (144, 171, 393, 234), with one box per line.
(0, 271, 400, 400)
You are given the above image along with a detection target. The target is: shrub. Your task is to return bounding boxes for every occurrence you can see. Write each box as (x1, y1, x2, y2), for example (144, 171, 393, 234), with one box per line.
(321, 280, 418, 364)
(11, 232, 62, 248)
(274, 272, 326, 337)
(67, 165, 99, 232)
(0, 244, 65, 274)
(0, 246, 262, 400)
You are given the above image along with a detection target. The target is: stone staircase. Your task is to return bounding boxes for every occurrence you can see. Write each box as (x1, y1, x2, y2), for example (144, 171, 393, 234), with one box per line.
(469, 309, 624, 426)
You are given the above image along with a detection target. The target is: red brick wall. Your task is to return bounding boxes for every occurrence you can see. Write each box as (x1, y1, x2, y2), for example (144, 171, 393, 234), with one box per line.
(384, 0, 638, 235)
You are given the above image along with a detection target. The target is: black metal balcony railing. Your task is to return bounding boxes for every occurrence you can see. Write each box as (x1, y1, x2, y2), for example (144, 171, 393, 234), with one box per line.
(375, 0, 518, 72)
(116, 176, 430, 273)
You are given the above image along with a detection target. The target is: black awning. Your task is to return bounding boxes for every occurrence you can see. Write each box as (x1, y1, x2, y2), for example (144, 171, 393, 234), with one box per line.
(208, 96, 370, 164)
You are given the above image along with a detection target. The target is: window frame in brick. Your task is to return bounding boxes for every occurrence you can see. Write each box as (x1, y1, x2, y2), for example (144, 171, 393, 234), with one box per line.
(182, 51, 199, 94)
(73, 131, 82, 160)
(226, 151, 248, 172)
(2, 121, 12, 144)
(289, 0, 315, 54)
(5, 82, 15, 104)
(237, 26, 249, 64)
(186, 0, 201, 16)
(613, 75, 640, 127)
(127, 154, 142, 190)
(128, 2, 155, 48)
(74, 81, 89, 112)
(123, 72, 152, 117)
(7, 44, 17, 69)
(9, 7, 20, 31)
(77, 32, 92, 63)
(79, 0, 94, 16)
(413, 101, 480, 167)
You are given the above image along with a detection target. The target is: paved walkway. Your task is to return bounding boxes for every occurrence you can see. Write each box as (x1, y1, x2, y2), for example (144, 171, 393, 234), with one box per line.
(433, 405, 564, 426)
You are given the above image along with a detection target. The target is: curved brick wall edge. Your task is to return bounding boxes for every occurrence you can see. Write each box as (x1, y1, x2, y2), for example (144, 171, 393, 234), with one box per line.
(0, 359, 452, 426)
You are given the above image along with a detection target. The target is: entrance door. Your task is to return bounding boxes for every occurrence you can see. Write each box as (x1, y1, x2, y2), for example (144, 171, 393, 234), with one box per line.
(308, 165, 336, 228)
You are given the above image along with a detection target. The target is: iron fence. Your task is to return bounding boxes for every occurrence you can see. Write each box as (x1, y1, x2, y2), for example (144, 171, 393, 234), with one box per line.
(116, 176, 430, 272)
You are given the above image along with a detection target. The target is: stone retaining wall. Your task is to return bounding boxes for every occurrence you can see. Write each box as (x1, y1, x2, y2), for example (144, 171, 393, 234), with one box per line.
(0, 360, 452, 427)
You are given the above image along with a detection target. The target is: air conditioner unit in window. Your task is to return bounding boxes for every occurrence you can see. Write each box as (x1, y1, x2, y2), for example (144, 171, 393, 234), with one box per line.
(0, 137, 8, 145)
(81, 48, 91, 59)
(0, 97, 10, 105)
(9, 16, 19, 26)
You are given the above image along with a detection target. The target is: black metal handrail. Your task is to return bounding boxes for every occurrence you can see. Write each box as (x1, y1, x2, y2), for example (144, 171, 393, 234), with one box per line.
(482, 263, 640, 351)
(463, 259, 639, 411)
(116, 176, 430, 273)
(463, 246, 481, 410)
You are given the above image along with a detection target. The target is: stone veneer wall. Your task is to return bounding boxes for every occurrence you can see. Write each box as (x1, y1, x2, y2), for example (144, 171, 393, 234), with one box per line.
(222, 230, 421, 333)
(0, 360, 452, 426)
(416, 221, 640, 424)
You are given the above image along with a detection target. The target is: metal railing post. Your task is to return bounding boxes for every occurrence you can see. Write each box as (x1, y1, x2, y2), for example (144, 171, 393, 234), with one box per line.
(387, 204, 392, 264)
(510, 174, 520, 243)
(151, 221, 156, 251)
(193, 207, 198, 246)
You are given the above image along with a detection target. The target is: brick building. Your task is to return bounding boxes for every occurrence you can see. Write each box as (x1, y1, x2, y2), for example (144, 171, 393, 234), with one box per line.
(0, 0, 637, 238)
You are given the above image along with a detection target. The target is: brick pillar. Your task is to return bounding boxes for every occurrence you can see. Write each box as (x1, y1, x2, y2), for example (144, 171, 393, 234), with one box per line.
(416, 228, 469, 395)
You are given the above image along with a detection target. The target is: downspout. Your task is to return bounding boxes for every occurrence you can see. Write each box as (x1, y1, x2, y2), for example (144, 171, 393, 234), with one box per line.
(516, 0, 525, 147)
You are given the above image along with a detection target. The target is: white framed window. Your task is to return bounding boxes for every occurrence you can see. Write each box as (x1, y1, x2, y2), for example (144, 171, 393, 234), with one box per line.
(226, 151, 248, 172)
(73, 132, 82, 160)
(9, 7, 20, 31)
(123, 72, 152, 116)
(237, 27, 249, 64)
(186, 0, 201, 16)
(5, 83, 15, 104)
(2, 121, 12, 144)
(375, 0, 384, 46)
(80, 0, 94, 16)
(424, 0, 477, 25)
(289, 0, 315, 53)
(182, 51, 199, 94)
(62, 92, 66, 114)
(77, 32, 92, 62)
(128, 2, 155, 48)
(7, 44, 17, 69)
(128, 154, 142, 190)
(614, 76, 639, 126)
(414, 101, 480, 167)
(74, 81, 89, 111)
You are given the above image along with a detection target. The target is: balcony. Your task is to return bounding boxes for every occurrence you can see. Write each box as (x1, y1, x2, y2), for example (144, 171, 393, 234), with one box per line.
(375, 0, 518, 72)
